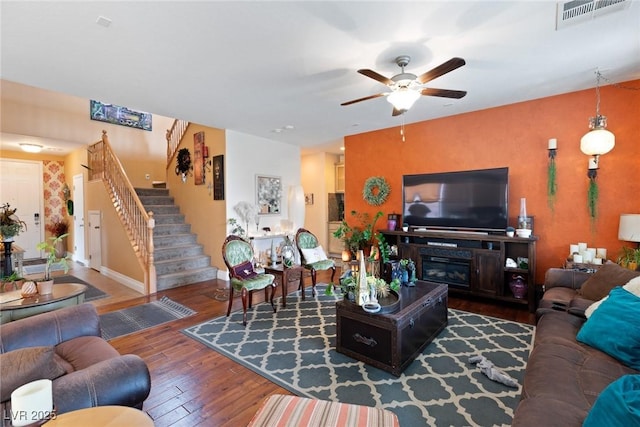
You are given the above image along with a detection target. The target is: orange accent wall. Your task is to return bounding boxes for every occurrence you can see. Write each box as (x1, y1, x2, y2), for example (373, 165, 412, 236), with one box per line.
(345, 80, 640, 282)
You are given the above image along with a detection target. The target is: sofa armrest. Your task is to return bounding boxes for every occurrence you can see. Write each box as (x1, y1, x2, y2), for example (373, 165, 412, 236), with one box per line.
(0, 304, 101, 353)
(51, 354, 151, 414)
(544, 268, 592, 291)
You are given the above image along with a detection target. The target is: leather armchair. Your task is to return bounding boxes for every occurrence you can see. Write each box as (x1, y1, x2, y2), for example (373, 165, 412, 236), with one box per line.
(0, 303, 151, 418)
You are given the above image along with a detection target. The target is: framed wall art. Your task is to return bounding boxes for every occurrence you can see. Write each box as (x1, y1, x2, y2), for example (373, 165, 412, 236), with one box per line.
(89, 100, 152, 131)
(305, 193, 314, 205)
(193, 132, 205, 185)
(256, 175, 282, 215)
(213, 155, 224, 200)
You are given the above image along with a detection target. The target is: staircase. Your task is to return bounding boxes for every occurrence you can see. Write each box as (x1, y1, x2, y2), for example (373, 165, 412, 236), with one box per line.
(136, 188, 218, 290)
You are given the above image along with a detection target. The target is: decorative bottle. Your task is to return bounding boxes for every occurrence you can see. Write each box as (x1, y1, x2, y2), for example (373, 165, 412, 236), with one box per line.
(270, 239, 278, 267)
(356, 250, 369, 306)
(518, 198, 528, 229)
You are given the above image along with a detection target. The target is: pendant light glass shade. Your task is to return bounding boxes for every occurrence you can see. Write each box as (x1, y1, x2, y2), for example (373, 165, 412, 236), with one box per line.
(580, 115, 615, 156)
(387, 88, 421, 111)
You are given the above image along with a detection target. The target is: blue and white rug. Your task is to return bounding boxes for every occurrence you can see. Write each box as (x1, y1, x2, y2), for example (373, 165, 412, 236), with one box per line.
(183, 285, 534, 427)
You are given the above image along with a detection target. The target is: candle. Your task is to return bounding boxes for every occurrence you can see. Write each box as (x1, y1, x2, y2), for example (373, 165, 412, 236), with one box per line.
(593, 258, 602, 265)
(548, 138, 557, 149)
(587, 248, 596, 258)
(11, 379, 53, 426)
(588, 157, 598, 170)
(573, 254, 583, 263)
(578, 242, 587, 253)
(583, 251, 593, 263)
(570, 244, 579, 255)
(596, 248, 607, 259)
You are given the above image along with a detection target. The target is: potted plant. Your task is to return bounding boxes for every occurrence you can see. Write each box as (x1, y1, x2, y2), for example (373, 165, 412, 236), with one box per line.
(46, 219, 69, 258)
(333, 210, 383, 259)
(617, 246, 640, 271)
(35, 233, 71, 294)
(0, 203, 27, 241)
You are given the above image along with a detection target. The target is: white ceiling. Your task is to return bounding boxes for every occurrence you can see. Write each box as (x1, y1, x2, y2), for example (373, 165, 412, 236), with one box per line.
(1, 1, 639, 155)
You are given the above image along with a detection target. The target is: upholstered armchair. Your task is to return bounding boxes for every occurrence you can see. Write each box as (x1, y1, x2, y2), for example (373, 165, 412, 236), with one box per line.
(295, 228, 336, 296)
(222, 235, 276, 326)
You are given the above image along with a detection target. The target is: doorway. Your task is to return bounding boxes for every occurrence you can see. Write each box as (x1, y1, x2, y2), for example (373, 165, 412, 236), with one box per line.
(73, 174, 86, 265)
(0, 159, 44, 259)
(88, 210, 102, 271)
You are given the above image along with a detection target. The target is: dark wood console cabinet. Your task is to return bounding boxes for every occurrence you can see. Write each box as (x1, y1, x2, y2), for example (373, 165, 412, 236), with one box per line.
(381, 230, 537, 312)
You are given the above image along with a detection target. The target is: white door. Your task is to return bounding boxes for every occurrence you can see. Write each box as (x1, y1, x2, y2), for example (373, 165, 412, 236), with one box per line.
(72, 174, 86, 265)
(0, 159, 44, 259)
(88, 210, 102, 271)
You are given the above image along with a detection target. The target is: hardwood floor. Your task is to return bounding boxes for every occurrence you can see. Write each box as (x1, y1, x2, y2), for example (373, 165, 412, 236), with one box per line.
(66, 264, 536, 426)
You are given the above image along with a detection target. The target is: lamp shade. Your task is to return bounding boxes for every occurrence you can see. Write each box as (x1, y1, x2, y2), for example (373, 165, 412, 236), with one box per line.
(580, 128, 615, 156)
(619, 214, 640, 242)
(387, 89, 421, 111)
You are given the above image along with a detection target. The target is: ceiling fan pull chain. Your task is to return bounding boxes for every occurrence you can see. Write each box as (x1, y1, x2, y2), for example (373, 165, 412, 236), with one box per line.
(400, 117, 406, 142)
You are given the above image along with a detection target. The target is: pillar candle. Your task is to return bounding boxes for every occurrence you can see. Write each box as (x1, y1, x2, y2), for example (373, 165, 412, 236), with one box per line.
(596, 248, 607, 259)
(588, 157, 598, 170)
(593, 257, 602, 265)
(583, 251, 594, 263)
(573, 254, 583, 263)
(548, 138, 557, 149)
(578, 242, 587, 253)
(570, 244, 579, 255)
(11, 379, 53, 426)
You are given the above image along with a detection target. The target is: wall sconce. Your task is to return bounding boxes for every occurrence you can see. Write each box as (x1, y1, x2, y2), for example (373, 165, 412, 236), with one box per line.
(580, 71, 615, 168)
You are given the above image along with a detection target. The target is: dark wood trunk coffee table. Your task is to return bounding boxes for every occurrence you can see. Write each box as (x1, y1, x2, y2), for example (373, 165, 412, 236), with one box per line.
(336, 280, 448, 376)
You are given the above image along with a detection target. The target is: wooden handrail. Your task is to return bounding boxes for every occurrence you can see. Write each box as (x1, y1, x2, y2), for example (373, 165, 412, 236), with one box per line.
(88, 130, 156, 295)
(166, 119, 189, 168)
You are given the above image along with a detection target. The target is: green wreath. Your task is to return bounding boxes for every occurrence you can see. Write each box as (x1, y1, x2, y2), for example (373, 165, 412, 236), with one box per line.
(363, 176, 390, 206)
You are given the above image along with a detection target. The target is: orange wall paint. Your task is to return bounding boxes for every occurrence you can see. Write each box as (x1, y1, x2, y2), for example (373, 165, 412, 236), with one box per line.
(345, 81, 640, 282)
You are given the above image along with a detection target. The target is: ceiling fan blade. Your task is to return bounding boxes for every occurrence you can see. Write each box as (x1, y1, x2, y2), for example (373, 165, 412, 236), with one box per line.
(341, 93, 386, 106)
(357, 69, 393, 86)
(420, 88, 467, 99)
(416, 57, 466, 84)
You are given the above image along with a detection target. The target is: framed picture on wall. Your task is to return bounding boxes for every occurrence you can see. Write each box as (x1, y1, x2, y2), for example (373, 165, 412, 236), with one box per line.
(193, 132, 205, 185)
(213, 155, 224, 200)
(256, 175, 282, 215)
(305, 193, 314, 205)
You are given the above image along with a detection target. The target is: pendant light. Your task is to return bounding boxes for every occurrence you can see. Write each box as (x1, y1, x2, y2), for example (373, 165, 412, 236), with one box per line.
(580, 71, 615, 164)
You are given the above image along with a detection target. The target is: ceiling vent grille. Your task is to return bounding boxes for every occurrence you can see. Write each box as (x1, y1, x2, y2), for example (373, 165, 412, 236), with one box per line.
(556, 0, 629, 29)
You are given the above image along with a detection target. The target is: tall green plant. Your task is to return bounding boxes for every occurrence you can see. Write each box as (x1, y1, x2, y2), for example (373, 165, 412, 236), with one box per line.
(587, 177, 598, 220)
(36, 234, 71, 280)
(547, 158, 557, 211)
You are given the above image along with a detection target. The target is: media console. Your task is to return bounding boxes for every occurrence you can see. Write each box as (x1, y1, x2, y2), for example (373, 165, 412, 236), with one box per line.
(381, 229, 537, 312)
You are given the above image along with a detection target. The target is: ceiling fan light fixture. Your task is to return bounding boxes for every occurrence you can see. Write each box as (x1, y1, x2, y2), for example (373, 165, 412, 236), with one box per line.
(387, 88, 421, 111)
(20, 143, 43, 153)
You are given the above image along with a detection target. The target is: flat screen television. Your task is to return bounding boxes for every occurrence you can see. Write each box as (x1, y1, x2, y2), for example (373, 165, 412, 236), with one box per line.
(402, 167, 509, 232)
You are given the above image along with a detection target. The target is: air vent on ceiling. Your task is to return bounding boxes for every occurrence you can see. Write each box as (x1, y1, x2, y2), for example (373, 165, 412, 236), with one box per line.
(556, 0, 629, 29)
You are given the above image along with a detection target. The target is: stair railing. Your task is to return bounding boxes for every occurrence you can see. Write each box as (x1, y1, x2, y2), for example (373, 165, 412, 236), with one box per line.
(88, 130, 157, 295)
(166, 119, 190, 168)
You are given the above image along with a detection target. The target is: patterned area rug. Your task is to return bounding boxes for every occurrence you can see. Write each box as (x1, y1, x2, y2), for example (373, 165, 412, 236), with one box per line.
(100, 296, 196, 340)
(183, 285, 534, 427)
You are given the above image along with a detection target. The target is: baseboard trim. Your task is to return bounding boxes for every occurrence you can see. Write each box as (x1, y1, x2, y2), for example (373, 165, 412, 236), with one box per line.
(100, 267, 145, 294)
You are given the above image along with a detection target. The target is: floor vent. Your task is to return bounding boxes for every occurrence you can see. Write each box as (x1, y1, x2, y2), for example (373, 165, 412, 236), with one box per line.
(556, 0, 629, 29)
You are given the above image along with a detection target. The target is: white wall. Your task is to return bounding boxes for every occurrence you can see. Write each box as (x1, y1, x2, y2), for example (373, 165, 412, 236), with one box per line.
(225, 130, 302, 235)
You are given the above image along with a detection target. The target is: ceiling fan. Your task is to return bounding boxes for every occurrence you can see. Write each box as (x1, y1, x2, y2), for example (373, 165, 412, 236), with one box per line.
(341, 55, 467, 116)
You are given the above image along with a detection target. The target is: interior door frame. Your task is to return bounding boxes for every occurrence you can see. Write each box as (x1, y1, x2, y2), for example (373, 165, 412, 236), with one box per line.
(72, 174, 86, 265)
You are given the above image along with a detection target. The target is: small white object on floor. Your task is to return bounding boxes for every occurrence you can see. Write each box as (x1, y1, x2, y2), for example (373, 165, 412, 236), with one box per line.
(469, 355, 519, 388)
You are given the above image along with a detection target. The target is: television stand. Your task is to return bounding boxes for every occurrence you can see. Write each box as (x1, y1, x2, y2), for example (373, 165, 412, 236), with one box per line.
(381, 229, 537, 312)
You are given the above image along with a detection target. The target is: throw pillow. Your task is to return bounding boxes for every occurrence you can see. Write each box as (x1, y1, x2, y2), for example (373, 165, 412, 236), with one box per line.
(232, 260, 257, 279)
(586, 275, 640, 318)
(578, 262, 640, 301)
(301, 246, 328, 264)
(0, 346, 66, 402)
(583, 374, 640, 427)
(577, 287, 640, 370)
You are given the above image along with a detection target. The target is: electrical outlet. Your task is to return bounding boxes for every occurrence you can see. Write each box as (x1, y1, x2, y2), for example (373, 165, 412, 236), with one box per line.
(145, 174, 150, 180)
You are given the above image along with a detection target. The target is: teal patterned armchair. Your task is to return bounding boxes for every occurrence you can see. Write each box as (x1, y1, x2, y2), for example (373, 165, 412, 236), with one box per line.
(295, 228, 335, 296)
(222, 235, 276, 326)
